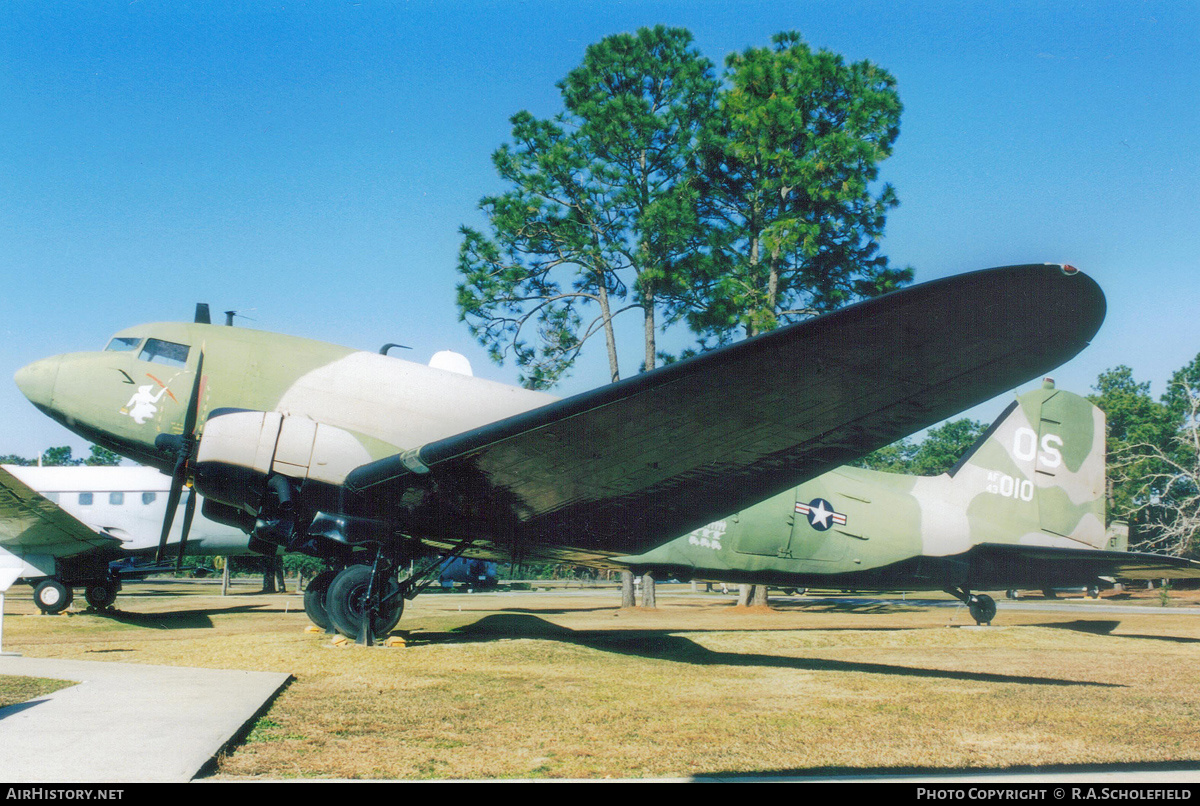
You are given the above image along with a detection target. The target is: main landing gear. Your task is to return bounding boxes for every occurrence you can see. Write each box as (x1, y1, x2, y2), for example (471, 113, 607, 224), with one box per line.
(304, 544, 474, 646)
(83, 579, 119, 610)
(945, 587, 997, 625)
(31, 575, 121, 614)
(324, 564, 404, 642)
(33, 578, 72, 614)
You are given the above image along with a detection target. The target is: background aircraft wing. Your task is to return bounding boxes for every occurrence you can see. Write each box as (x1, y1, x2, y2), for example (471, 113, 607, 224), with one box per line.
(969, 543, 1200, 587)
(0, 465, 121, 558)
(347, 264, 1106, 561)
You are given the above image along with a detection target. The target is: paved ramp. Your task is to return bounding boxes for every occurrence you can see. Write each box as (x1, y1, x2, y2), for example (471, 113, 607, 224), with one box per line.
(0, 656, 290, 782)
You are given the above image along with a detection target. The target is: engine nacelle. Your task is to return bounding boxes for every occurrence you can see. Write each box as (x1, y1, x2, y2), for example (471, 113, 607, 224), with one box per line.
(192, 409, 374, 515)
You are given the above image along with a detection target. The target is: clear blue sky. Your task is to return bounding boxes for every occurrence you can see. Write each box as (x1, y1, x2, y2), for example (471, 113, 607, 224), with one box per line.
(1, 1, 1197, 459)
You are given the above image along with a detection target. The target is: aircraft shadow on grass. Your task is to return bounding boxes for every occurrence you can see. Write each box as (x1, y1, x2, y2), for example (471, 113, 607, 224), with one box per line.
(764, 598, 931, 615)
(1037, 619, 1200, 644)
(75, 603, 272, 630)
(410, 613, 1122, 689)
(449, 606, 620, 617)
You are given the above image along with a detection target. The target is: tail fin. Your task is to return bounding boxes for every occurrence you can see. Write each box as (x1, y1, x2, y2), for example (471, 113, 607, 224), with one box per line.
(950, 378, 1107, 549)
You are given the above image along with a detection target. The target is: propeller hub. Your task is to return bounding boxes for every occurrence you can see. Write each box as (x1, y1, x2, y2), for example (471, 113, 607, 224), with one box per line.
(155, 433, 189, 455)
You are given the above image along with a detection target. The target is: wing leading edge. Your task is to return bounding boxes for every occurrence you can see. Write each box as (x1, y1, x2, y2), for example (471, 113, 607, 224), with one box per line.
(346, 263, 1106, 561)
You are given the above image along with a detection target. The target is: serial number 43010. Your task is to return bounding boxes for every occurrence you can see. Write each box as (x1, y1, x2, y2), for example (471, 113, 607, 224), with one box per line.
(986, 428, 1063, 502)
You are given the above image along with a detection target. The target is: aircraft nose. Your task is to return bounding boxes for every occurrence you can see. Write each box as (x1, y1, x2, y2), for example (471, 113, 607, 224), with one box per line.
(14, 355, 60, 410)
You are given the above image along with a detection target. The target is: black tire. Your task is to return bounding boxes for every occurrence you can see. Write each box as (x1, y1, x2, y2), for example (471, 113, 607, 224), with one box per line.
(33, 579, 73, 614)
(325, 565, 404, 640)
(303, 568, 339, 631)
(969, 593, 997, 625)
(84, 581, 118, 610)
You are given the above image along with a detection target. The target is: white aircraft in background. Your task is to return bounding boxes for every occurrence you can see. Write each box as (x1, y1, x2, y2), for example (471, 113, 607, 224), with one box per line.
(0, 464, 255, 613)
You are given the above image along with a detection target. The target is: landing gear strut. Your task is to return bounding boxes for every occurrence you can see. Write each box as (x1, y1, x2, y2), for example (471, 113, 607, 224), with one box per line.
(309, 538, 479, 646)
(325, 564, 404, 642)
(945, 587, 997, 625)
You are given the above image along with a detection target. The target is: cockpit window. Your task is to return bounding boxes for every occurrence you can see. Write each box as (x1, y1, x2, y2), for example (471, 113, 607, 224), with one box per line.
(138, 338, 190, 368)
(105, 336, 141, 352)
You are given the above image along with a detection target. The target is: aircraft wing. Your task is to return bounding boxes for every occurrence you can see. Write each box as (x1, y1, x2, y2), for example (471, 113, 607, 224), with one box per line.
(968, 543, 1200, 588)
(346, 264, 1106, 561)
(0, 465, 121, 558)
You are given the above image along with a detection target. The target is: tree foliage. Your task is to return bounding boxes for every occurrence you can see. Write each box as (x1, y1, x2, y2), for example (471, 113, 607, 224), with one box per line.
(1087, 366, 1177, 518)
(457, 26, 718, 388)
(458, 27, 908, 386)
(674, 32, 910, 344)
(1095, 359, 1200, 558)
(0, 445, 121, 467)
(856, 418, 985, 476)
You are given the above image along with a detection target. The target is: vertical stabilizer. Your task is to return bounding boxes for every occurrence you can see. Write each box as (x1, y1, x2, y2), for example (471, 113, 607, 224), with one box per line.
(950, 379, 1108, 549)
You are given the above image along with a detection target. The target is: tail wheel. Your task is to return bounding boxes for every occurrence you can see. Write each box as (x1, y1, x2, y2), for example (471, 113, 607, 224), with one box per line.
(326, 564, 404, 641)
(303, 568, 340, 631)
(968, 593, 997, 625)
(84, 581, 118, 610)
(33, 579, 73, 614)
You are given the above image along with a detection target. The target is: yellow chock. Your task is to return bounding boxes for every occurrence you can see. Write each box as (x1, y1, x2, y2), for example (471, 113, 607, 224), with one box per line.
(384, 636, 407, 648)
(331, 634, 350, 647)
(304, 625, 322, 634)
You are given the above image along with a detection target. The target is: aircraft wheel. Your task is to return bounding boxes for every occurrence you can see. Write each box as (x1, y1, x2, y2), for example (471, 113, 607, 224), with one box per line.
(1087, 585, 1101, 599)
(968, 593, 996, 625)
(326, 565, 404, 640)
(303, 568, 339, 631)
(84, 581, 118, 610)
(33, 579, 73, 614)
(1005, 589, 1020, 600)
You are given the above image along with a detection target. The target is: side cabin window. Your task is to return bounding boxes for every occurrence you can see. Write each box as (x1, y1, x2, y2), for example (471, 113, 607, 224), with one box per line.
(109, 492, 124, 506)
(139, 338, 190, 368)
(105, 336, 141, 352)
(142, 492, 157, 505)
(78, 493, 93, 506)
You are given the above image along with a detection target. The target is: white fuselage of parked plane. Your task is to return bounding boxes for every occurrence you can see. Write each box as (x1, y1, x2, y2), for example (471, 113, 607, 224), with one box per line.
(1, 464, 250, 581)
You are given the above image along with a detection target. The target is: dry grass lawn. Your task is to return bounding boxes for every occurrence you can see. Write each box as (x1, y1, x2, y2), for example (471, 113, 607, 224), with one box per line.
(0, 674, 74, 709)
(4, 579, 1200, 779)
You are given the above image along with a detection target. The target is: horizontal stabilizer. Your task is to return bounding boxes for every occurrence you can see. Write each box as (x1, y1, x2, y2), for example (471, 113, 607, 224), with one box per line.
(969, 542, 1200, 589)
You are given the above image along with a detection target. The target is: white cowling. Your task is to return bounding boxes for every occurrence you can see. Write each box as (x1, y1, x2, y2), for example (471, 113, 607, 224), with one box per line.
(194, 411, 373, 489)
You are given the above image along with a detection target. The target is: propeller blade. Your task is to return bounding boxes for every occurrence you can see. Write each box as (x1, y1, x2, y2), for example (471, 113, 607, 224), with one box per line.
(155, 460, 186, 565)
(154, 349, 205, 566)
(181, 350, 204, 438)
(175, 486, 197, 572)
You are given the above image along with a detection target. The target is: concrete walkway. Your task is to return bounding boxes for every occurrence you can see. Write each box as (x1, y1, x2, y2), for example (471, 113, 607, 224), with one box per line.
(0, 655, 291, 783)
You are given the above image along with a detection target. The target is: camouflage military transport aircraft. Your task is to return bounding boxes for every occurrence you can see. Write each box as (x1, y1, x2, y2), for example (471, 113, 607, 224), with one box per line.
(14, 264, 1106, 642)
(615, 380, 1200, 624)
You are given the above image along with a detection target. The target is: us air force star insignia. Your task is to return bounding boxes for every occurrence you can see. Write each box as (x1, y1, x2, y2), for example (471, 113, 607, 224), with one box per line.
(794, 498, 847, 532)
